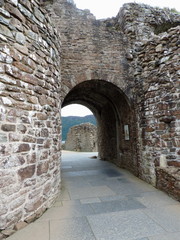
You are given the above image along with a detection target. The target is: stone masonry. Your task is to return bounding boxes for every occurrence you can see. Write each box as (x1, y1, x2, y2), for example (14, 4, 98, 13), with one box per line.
(0, 0, 179, 236)
(0, 0, 61, 234)
(65, 123, 97, 152)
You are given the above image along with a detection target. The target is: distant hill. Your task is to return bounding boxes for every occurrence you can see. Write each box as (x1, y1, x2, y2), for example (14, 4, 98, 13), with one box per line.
(62, 115, 96, 141)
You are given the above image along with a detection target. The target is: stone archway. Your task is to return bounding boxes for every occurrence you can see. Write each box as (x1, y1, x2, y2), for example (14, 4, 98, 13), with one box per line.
(62, 80, 139, 176)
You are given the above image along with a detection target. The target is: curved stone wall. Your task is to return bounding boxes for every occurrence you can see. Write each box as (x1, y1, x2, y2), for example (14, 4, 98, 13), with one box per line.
(0, 0, 61, 230)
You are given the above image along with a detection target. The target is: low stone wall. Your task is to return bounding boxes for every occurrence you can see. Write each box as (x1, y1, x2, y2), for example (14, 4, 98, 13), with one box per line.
(156, 167, 180, 201)
(65, 123, 97, 152)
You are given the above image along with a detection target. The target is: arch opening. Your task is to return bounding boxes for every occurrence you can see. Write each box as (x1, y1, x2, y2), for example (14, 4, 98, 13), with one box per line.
(61, 104, 98, 152)
(62, 80, 139, 175)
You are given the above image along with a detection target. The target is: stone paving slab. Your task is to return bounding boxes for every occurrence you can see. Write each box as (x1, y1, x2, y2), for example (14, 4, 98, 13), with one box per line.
(50, 218, 96, 240)
(149, 232, 180, 240)
(55, 187, 71, 201)
(87, 209, 166, 240)
(63, 178, 92, 189)
(134, 191, 178, 208)
(37, 204, 94, 221)
(61, 200, 81, 206)
(80, 197, 101, 204)
(143, 205, 180, 232)
(89, 177, 123, 187)
(135, 238, 149, 240)
(7, 151, 180, 240)
(63, 169, 107, 177)
(100, 194, 129, 202)
(68, 185, 116, 199)
(103, 180, 155, 196)
(7, 222, 49, 240)
(89, 198, 146, 214)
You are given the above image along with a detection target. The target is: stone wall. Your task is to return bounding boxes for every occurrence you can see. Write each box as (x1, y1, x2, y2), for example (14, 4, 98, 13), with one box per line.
(116, 4, 180, 186)
(65, 123, 97, 152)
(134, 26, 180, 185)
(156, 167, 180, 201)
(0, 0, 61, 232)
(46, 1, 180, 185)
(45, 0, 131, 99)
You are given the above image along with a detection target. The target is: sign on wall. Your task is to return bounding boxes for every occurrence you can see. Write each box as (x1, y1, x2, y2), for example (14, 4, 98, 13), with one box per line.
(124, 125, 130, 140)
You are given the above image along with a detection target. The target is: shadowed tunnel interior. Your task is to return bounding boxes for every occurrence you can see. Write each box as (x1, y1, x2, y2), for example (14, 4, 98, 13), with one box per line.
(62, 80, 139, 175)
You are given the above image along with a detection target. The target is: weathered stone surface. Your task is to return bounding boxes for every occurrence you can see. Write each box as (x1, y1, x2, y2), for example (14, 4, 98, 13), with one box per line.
(14, 43, 28, 55)
(18, 165, 35, 180)
(10, 197, 26, 211)
(10, 17, 23, 32)
(0, 24, 13, 38)
(65, 123, 97, 152)
(25, 198, 43, 213)
(0, 1, 4, 7)
(1, 229, 15, 237)
(1, 124, 15, 132)
(24, 213, 36, 223)
(17, 124, 27, 133)
(34, 7, 44, 22)
(5, 3, 25, 22)
(15, 32, 26, 45)
(36, 112, 48, 120)
(156, 167, 180, 201)
(8, 0, 18, 7)
(0, 233, 4, 240)
(9, 133, 20, 141)
(0, 133, 7, 142)
(0, 8, 10, 18)
(16, 143, 30, 153)
(37, 162, 49, 176)
(14, 221, 28, 231)
(14, 62, 33, 74)
(0, 52, 13, 63)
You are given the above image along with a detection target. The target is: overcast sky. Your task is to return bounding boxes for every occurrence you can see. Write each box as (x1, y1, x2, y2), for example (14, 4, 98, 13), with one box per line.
(62, 0, 179, 117)
(74, 0, 180, 19)
(62, 104, 93, 117)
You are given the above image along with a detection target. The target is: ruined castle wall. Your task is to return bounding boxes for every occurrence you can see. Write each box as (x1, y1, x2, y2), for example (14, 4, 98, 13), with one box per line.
(135, 26, 180, 186)
(0, 0, 61, 230)
(116, 4, 180, 185)
(46, 1, 180, 186)
(65, 123, 97, 152)
(45, 0, 132, 100)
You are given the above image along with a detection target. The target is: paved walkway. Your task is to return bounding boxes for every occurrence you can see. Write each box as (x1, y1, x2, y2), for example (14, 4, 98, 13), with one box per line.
(8, 151, 180, 240)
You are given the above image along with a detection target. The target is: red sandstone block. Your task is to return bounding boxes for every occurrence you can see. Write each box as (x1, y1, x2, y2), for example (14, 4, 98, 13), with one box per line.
(18, 165, 35, 180)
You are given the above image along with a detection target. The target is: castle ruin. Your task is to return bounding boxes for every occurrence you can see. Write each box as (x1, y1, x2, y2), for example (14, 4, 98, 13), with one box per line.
(64, 123, 97, 152)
